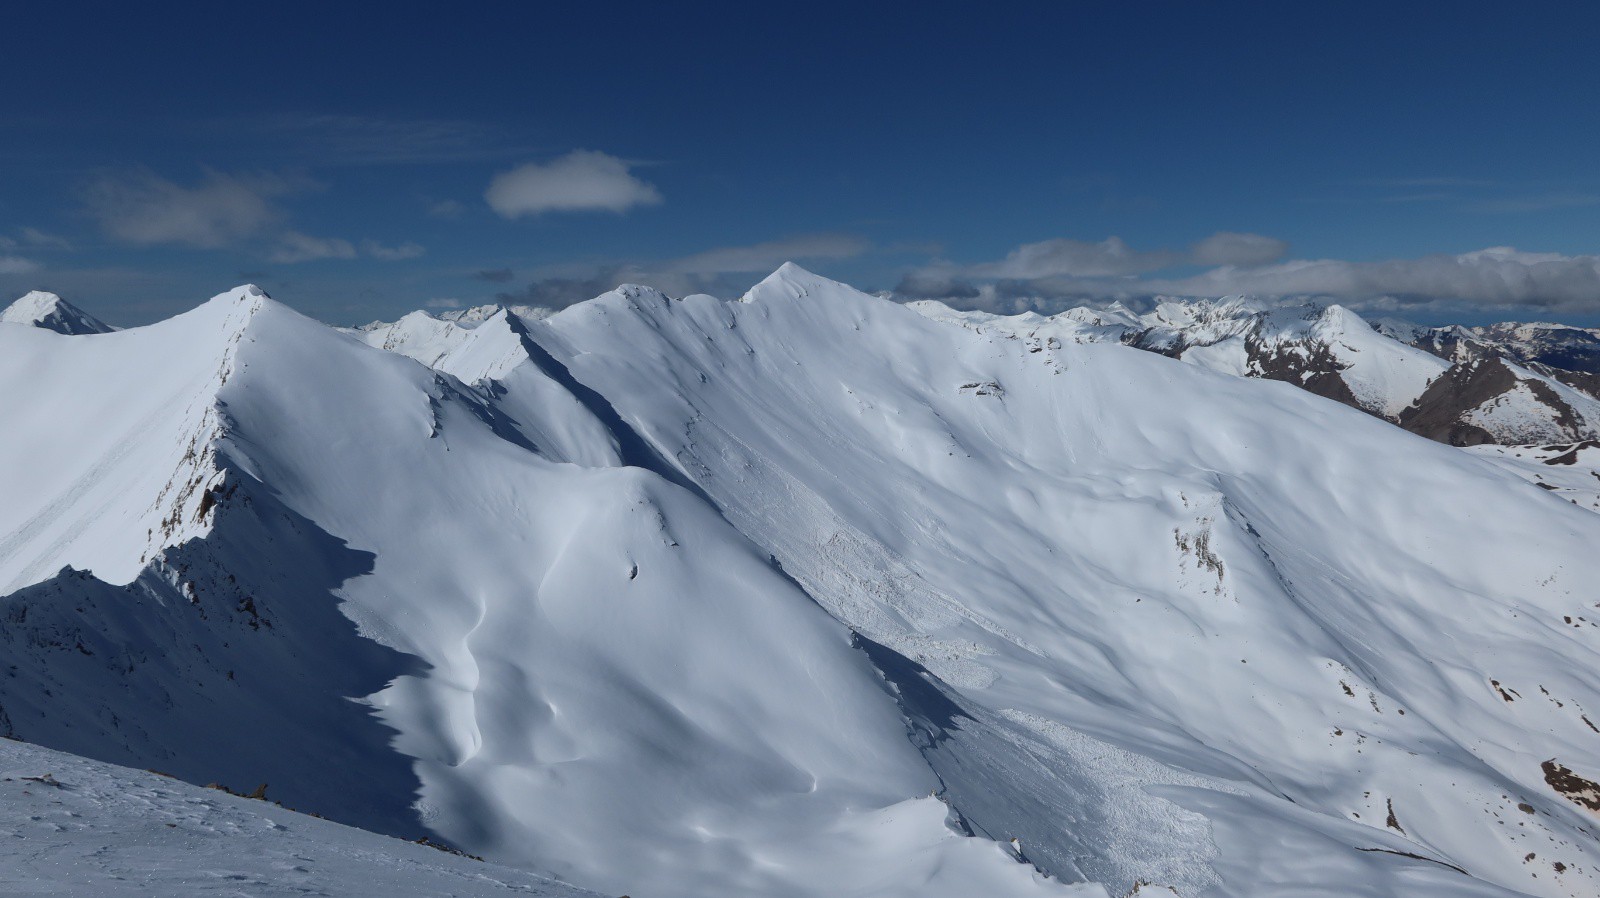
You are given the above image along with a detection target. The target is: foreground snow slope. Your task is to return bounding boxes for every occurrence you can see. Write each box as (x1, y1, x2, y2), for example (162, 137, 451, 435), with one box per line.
(0, 737, 600, 898)
(527, 266, 1600, 897)
(0, 287, 1073, 898)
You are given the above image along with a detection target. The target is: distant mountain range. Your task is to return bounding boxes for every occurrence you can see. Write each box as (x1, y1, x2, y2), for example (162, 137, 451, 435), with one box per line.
(912, 297, 1600, 447)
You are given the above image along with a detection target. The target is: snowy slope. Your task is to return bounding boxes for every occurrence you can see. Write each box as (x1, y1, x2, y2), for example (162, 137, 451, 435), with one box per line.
(1464, 440, 1600, 514)
(525, 265, 1600, 897)
(0, 290, 114, 335)
(0, 737, 600, 898)
(0, 287, 1077, 898)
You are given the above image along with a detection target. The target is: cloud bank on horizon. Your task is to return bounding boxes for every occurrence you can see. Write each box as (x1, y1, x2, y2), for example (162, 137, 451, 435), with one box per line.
(896, 236, 1600, 317)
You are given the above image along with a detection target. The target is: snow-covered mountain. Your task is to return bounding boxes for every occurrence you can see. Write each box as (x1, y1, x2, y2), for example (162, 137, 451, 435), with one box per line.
(913, 296, 1600, 446)
(4, 270, 1600, 897)
(0, 289, 114, 335)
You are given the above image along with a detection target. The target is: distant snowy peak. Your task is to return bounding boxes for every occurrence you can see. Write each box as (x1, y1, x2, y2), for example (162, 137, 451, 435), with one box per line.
(439, 302, 554, 326)
(1384, 319, 1600, 367)
(0, 290, 115, 335)
(353, 303, 556, 373)
(1382, 318, 1600, 389)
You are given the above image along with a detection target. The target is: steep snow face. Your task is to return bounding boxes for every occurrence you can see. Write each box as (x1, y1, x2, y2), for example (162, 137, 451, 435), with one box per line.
(0, 287, 263, 594)
(0, 290, 115, 335)
(0, 289, 1075, 898)
(0, 738, 602, 898)
(530, 265, 1600, 897)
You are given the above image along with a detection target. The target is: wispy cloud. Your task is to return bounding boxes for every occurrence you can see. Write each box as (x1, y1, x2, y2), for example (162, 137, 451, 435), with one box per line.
(271, 232, 356, 263)
(472, 268, 515, 283)
(1467, 193, 1600, 214)
(79, 168, 424, 266)
(230, 113, 516, 166)
(0, 228, 72, 251)
(1323, 177, 1600, 215)
(360, 239, 425, 261)
(0, 256, 40, 274)
(428, 199, 467, 219)
(271, 233, 426, 264)
(1345, 176, 1497, 189)
(485, 150, 662, 217)
(81, 168, 311, 248)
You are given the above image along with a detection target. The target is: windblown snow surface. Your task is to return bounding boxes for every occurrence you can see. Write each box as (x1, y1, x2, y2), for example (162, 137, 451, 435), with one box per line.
(0, 737, 601, 897)
(3, 267, 1600, 897)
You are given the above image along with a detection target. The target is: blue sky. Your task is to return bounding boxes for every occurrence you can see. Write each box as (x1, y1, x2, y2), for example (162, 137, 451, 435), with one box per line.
(4, 1, 1600, 325)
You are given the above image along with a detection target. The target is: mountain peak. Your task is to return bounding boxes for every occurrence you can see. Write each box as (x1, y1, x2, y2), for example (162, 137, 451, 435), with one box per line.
(741, 262, 855, 304)
(0, 291, 114, 335)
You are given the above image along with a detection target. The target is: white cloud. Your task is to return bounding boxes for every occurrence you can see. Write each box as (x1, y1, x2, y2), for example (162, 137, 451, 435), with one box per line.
(361, 240, 425, 261)
(425, 297, 462, 309)
(0, 256, 40, 274)
(82, 169, 307, 248)
(271, 232, 356, 264)
(485, 150, 662, 218)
